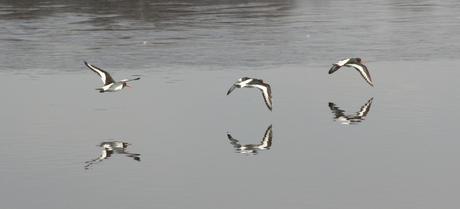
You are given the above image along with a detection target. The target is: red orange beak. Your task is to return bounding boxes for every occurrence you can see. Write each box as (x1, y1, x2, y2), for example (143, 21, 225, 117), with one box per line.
(126, 143, 132, 146)
(361, 60, 366, 64)
(126, 84, 132, 88)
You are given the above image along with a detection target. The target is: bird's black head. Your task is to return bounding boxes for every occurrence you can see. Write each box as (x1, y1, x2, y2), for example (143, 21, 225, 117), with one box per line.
(354, 58, 365, 64)
(240, 77, 251, 82)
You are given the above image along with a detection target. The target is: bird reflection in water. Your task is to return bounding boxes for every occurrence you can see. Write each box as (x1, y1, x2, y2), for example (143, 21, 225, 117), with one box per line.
(85, 141, 140, 170)
(226, 125, 273, 155)
(328, 98, 373, 125)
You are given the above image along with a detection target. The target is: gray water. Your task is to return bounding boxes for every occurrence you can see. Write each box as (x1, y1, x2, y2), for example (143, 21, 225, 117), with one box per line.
(1, 0, 460, 208)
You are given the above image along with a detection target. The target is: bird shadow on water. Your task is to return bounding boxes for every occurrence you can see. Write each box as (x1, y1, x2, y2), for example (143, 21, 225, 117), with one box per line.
(85, 140, 141, 170)
(226, 125, 273, 156)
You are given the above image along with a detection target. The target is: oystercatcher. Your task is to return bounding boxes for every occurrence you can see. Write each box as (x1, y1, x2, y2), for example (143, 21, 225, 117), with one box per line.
(84, 61, 140, 93)
(227, 77, 273, 111)
(329, 58, 373, 87)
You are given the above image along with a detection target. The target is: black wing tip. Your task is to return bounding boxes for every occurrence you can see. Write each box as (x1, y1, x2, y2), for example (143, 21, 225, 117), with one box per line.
(84, 61, 98, 70)
(266, 102, 273, 111)
(227, 85, 237, 95)
(267, 101, 273, 111)
(329, 65, 340, 74)
(83, 61, 95, 68)
(264, 97, 272, 111)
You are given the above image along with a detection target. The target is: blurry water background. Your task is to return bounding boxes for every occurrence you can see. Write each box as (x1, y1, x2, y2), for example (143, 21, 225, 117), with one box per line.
(1, 0, 460, 208)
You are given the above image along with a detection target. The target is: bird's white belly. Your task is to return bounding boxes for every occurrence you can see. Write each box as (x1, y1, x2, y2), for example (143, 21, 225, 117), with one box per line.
(107, 83, 124, 92)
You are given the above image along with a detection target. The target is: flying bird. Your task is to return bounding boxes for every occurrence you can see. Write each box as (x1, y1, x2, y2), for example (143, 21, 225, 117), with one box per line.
(84, 61, 140, 93)
(227, 77, 273, 111)
(329, 58, 373, 87)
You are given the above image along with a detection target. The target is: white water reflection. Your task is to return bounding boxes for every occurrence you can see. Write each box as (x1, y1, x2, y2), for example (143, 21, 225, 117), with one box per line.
(226, 125, 273, 155)
(85, 141, 140, 170)
(1, 0, 459, 72)
(328, 98, 374, 125)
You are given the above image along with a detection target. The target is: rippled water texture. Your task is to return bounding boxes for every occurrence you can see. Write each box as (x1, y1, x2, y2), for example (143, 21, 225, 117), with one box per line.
(1, 0, 460, 208)
(1, 0, 460, 71)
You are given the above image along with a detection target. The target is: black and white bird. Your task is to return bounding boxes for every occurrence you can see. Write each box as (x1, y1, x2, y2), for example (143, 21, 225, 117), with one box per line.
(329, 58, 373, 87)
(227, 77, 273, 111)
(84, 61, 140, 93)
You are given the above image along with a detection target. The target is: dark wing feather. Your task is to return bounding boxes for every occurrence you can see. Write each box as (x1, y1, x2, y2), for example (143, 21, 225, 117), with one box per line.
(348, 63, 373, 87)
(329, 65, 342, 74)
(257, 83, 273, 111)
(84, 61, 116, 85)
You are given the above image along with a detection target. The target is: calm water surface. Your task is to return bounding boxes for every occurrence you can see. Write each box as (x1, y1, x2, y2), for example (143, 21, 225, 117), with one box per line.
(1, 0, 460, 208)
